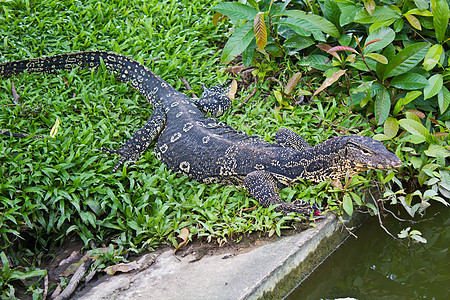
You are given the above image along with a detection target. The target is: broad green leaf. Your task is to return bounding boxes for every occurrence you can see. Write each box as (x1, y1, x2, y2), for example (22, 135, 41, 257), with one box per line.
(366, 53, 388, 64)
(438, 86, 450, 114)
(398, 119, 439, 144)
(423, 44, 443, 71)
(221, 22, 254, 63)
(343, 193, 354, 216)
(431, 0, 450, 43)
(393, 91, 421, 116)
(364, 26, 395, 54)
(384, 117, 399, 139)
(423, 74, 443, 100)
(406, 8, 433, 17)
(354, 6, 401, 24)
(339, 5, 361, 25)
(214, 2, 259, 23)
(369, 19, 396, 32)
(284, 36, 314, 51)
(254, 12, 267, 51)
(383, 42, 430, 80)
(279, 10, 340, 38)
(375, 88, 391, 125)
(390, 73, 429, 90)
(424, 144, 450, 158)
(393, 18, 404, 32)
(373, 133, 390, 141)
(280, 18, 312, 37)
(414, 0, 429, 10)
(323, 0, 342, 30)
(404, 13, 422, 30)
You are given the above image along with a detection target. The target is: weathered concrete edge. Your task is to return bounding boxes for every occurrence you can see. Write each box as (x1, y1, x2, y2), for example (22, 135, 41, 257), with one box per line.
(73, 213, 364, 300)
(243, 213, 341, 299)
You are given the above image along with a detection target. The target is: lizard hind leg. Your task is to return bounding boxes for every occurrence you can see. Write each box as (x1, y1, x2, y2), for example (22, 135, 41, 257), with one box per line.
(193, 84, 231, 117)
(244, 170, 319, 216)
(100, 105, 166, 173)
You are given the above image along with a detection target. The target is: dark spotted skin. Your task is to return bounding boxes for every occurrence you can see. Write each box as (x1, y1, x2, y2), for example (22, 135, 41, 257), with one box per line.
(0, 51, 402, 215)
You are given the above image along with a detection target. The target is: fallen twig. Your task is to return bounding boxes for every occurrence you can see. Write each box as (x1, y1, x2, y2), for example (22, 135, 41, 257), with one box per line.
(181, 77, 198, 98)
(54, 258, 92, 300)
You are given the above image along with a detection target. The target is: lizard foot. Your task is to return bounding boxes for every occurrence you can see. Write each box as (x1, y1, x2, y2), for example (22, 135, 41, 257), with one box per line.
(279, 200, 321, 216)
(100, 147, 139, 173)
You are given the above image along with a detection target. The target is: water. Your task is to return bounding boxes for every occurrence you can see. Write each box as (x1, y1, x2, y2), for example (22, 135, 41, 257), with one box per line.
(285, 204, 449, 299)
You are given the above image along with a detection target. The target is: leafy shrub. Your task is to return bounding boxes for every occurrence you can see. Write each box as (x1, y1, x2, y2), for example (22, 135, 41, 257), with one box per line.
(214, 0, 449, 237)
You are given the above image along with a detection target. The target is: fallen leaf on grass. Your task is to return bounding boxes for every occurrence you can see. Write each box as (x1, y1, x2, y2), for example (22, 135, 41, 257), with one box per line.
(313, 70, 347, 97)
(227, 79, 238, 100)
(11, 81, 20, 105)
(175, 227, 190, 253)
(284, 72, 302, 95)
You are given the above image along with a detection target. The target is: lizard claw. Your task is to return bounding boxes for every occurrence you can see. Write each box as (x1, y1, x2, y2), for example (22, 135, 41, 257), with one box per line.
(292, 200, 322, 217)
(100, 147, 138, 174)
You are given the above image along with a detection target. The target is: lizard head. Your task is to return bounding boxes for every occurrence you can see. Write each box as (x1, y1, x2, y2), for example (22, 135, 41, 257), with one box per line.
(339, 135, 402, 172)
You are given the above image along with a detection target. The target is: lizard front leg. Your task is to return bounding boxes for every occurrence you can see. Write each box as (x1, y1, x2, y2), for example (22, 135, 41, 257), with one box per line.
(244, 170, 319, 215)
(101, 104, 166, 173)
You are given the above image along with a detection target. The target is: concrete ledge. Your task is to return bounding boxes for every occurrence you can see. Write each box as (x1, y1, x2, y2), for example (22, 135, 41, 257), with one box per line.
(75, 214, 357, 300)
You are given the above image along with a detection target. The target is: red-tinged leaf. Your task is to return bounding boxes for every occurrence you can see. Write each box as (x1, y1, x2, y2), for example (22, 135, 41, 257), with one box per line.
(405, 109, 425, 119)
(364, 38, 381, 48)
(364, 0, 376, 16)
(316, 43, 332, 52)
(317, 43, 339, 59)
(284, 72, 302, 94)
(429, 118, 439, 125)
(254, 12, 267, 51)
(328, 46, 359, 55)
(434, 132, 449, 138)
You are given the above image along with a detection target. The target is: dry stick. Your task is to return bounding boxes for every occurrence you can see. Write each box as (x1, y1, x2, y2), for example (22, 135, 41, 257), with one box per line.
(180, 77, 198, 98)
(232, 76, 258, 115)
(54, 258, 92, 300)
(43, 274, 49, 300)
(370, 192, 402, 243)
(11, 81, 20, 105)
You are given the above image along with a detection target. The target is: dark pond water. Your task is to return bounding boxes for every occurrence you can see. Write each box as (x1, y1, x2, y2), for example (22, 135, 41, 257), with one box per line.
(285, 204, 449, 299)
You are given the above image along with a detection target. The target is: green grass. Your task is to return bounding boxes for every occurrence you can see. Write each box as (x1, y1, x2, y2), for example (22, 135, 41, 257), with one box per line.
(0, 0, 374, 297)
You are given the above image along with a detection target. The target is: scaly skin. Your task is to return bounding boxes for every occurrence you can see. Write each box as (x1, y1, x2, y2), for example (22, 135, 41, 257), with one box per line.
(0, 51, 402, 215)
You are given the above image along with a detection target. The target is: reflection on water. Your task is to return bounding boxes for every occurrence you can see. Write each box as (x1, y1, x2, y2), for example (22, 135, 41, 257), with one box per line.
(286, 204, 449, 299)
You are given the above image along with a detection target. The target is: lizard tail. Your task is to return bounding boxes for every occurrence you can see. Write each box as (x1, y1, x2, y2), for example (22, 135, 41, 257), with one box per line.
(0, 51, 170, 105)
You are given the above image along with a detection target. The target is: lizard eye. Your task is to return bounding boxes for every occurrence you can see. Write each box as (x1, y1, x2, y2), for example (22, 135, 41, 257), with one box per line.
(361, 148, 371, 155)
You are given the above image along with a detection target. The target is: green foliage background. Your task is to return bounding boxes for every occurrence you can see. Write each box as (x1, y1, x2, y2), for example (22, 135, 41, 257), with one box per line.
(1, 0, 448, 297)
(0, 1, 372, 296)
